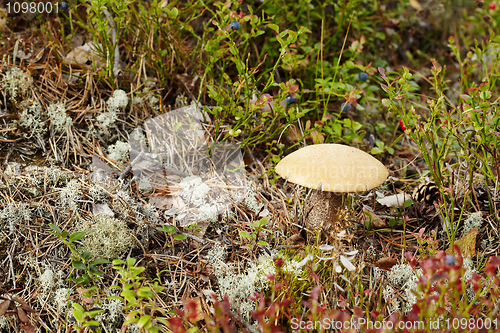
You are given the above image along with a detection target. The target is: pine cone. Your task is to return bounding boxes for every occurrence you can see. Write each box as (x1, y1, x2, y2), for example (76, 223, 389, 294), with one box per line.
(471, 184, 496, 211)
(412, 182, 440, 204)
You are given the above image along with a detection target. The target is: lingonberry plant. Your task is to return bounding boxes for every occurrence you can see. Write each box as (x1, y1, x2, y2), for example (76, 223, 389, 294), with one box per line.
(109, 258, 169, 332)
(164, 249, 500, 332)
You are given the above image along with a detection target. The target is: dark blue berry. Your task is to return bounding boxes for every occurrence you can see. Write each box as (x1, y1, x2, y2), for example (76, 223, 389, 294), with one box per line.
(60, 2, 69, 10)
(444, 254, 456, 266)
(285, 95, 296, 104)
(340, 102, 351, 112)
(229, 21, 240, 30)
(359, 72, 369, 81)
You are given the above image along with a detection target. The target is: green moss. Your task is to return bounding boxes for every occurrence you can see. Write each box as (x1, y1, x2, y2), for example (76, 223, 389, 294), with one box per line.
(78, 214, 135, 261)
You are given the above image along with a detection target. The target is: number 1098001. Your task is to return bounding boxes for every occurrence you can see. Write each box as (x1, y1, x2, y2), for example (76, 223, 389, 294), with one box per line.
(6, 2, 68, 15)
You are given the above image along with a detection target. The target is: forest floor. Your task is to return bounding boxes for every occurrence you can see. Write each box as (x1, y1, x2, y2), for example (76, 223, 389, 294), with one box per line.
(1, 0, 500, 332)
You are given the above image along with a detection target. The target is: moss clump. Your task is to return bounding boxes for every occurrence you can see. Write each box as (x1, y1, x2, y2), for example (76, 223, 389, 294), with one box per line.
(107, 140, 130, 163)
(59, 179, 81, 209)
(19, 100, 47, 139)
(47, 102, 72, 133)
(1, 66, 33, 101)
(78, 214, 134, 261)
(0, 202, 31, 232)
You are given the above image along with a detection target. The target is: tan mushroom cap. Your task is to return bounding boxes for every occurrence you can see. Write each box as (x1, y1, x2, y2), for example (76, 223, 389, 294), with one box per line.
(276, 144, 388, 193)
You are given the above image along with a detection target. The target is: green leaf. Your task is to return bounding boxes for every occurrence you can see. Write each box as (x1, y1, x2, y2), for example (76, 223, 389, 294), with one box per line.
(323, 125, 333, 135)
(127, 310, 141, 318)
(72, 303, 85, 322)
(460, 94, 472, 104)
(112, 259, 126, 265)
(80, 274, 92, 285)
(469, 87, 479, 97)
(81, 251, 92, 261)
(371, 147, 384, 154)
(72, 276, 83, 285)
(388, 218, 399, 228)
(363, 211, 373, 228)
(126, 257, 137, 267)
(89, 266, 104, 275)
(121, 290, 136, 298)
(137, 315, 151, 328)
(130, 266, 145, 275)
(83, 320, 100, 327)
(403, 199, 413, 208)
(49, 224, 62, 236)
(267, 23, 279, 33)
(352, 121, 363, 132)
(257, 241, 268, 246)
(330, 82, 346, 90)
(121, 291, 137, 303)
(72, 302, 85, 312)
(332, 123, 342, 136)
(257, 217, 269, 227)
(297, 27, 311, 35)
(480, 101, 490, 109)
(174, 234, 187, 240)
(124, 315, 140, 326)
(86, 308, 103, 317)
(375, 31, 386, 40)
(156, 318, 171, 326)
(137, 287, 154, 298)
(72, 261, 87, 270)
(159, 226, 177, 234)
(90, 258, 109, 266)
(168, 7, 178, 19)
(239, 230, 252, 239)
(151, 282, 165, 293)
(69, 232, 86, 242)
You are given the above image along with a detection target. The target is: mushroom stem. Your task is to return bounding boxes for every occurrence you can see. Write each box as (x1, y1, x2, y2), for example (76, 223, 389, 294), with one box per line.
(305, 190, 344, 230)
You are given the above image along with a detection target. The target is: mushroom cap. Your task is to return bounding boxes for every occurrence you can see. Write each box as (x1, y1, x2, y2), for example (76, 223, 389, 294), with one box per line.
(276, 144, 388, 193)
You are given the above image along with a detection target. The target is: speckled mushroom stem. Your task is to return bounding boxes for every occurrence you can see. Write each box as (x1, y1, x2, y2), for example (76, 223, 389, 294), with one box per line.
(305, 190, 344, 230)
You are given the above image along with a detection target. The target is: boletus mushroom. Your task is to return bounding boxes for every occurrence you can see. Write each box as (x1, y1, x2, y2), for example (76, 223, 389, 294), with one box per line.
(275, 144, 388, 230)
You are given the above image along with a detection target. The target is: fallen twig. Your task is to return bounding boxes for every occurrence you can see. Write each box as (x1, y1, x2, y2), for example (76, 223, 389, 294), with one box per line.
(119, 150, 144, 181)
